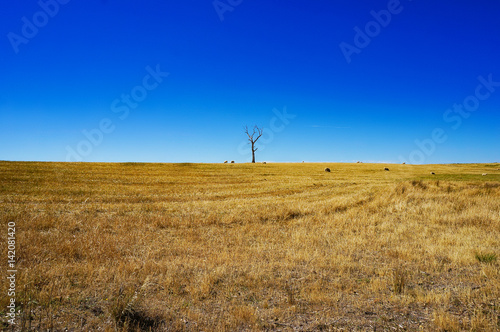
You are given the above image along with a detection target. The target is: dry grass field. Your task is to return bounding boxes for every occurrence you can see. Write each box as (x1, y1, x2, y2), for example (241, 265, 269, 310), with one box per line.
(0, 161, 499, 331)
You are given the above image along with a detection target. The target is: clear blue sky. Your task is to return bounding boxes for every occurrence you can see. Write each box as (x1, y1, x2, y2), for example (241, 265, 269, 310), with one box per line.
(1, 0, 499, 163)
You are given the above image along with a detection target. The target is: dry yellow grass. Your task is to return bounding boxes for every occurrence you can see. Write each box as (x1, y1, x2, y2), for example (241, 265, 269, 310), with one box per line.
(0, 161, 499, 331)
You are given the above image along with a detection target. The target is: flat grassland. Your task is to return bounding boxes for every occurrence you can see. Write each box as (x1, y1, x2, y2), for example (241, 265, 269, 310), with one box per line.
(0, 161, 499, 331)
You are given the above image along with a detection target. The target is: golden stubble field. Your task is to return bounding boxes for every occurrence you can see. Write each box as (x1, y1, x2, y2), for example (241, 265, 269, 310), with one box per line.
(0, 161, 499, 331)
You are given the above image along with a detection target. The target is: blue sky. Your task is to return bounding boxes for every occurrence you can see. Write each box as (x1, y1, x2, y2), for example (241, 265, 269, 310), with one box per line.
(1, 0, 499, 163)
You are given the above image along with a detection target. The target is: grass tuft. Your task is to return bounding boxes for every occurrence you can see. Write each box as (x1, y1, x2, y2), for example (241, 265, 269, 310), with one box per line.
(475, 252, 497, 264)
(392, 267, 407, 294)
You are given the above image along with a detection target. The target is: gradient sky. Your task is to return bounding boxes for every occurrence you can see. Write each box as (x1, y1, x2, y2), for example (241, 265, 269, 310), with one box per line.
(1, 0, 499, 163)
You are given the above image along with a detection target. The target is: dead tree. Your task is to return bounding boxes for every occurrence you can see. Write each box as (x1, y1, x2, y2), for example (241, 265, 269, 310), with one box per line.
(244, 125, 263, 163)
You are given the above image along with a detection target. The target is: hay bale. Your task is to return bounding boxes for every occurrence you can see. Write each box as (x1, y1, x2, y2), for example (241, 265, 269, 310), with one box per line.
(324, 168, 331, 172)
(230, 161, 235, 164)
(430, 172, 435, 175)
(384, 167, 390, 171)
(262, 162, 267, 164)
(224, 160, 228, 164)
(482, 173, 488, 176)
(402, 162, 406, 165)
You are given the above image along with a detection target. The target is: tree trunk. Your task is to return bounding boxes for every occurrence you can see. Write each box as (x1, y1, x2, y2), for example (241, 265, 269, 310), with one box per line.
(251, 143, 256, 163)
